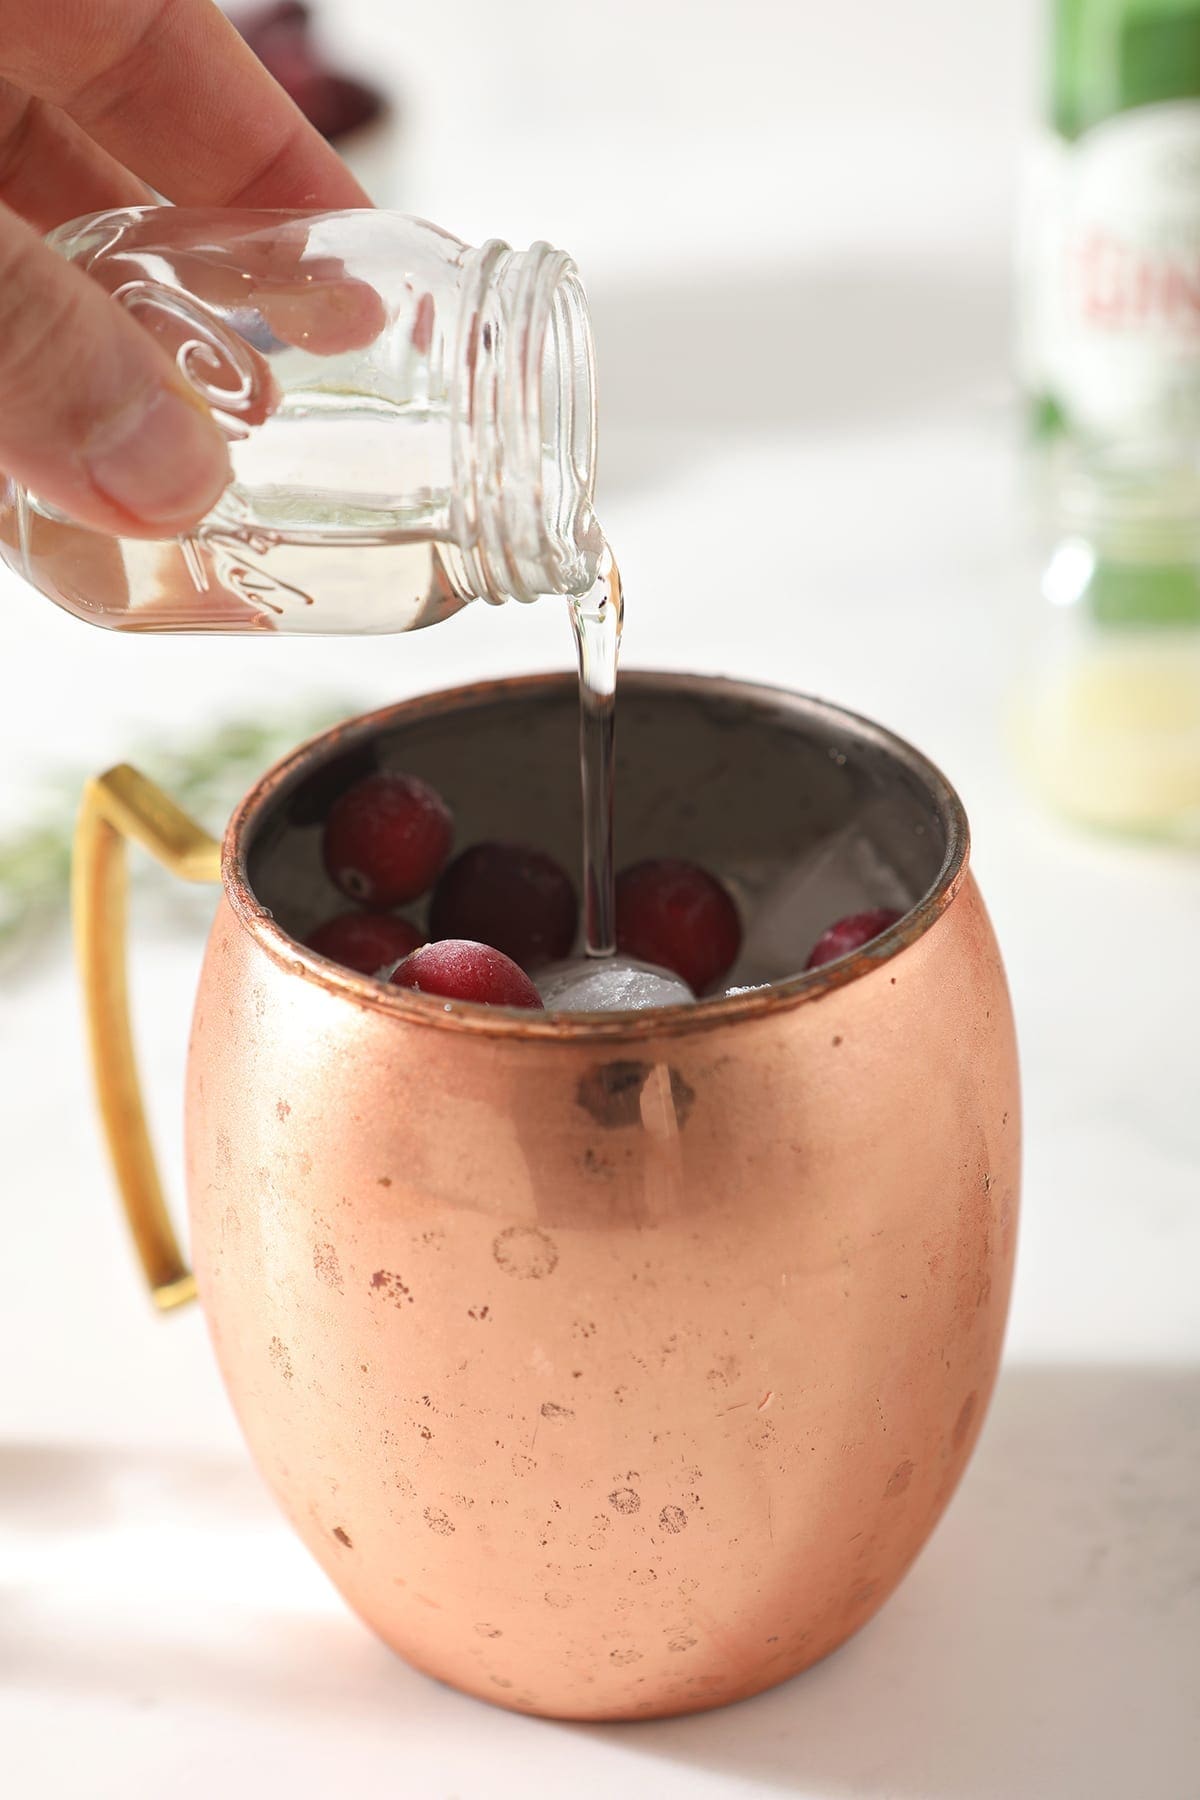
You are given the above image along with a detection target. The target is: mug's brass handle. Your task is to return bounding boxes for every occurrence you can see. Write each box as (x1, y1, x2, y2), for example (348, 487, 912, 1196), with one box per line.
(73, 766, 222, 1311)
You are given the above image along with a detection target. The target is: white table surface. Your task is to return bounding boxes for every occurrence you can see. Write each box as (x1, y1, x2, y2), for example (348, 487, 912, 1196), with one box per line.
(3, 2, 1199, 1796)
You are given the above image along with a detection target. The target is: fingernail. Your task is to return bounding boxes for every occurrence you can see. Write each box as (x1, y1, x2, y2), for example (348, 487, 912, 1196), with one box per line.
(86, 385, 231, 528)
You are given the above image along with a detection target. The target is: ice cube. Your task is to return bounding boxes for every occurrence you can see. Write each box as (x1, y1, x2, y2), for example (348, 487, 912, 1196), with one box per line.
(731, 805, 915, 987)
(537, 955, 695, 1014)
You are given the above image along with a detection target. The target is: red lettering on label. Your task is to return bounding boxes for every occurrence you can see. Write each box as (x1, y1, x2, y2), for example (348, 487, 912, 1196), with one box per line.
(1068, 227, 1200, 336)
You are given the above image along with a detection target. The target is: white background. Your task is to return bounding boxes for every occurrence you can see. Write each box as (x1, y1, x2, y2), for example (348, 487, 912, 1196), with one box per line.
(3, 1, 1199, 1796)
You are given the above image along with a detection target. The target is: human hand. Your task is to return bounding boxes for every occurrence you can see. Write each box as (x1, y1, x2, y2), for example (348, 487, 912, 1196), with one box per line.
(0, 0, 369, 536)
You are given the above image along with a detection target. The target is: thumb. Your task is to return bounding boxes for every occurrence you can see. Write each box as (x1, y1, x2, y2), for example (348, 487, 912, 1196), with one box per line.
(0, 204, 231, 536)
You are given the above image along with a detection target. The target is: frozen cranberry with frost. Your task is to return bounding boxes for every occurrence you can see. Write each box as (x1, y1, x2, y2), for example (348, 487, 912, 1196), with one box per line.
(322, 772, 453, 906)
(430, 842, 577, 971)
(615, 858, 742, 994)
(306, 911, 423, 976)
(389, 940, 544, 1009)
(805, 907, 902, 970)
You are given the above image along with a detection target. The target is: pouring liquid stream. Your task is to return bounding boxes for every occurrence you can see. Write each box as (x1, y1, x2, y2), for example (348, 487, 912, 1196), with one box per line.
(570, 548, 623, 958)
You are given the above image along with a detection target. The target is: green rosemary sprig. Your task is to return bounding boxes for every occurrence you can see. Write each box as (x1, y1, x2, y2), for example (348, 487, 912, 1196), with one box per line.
(0, 697, 360, 961)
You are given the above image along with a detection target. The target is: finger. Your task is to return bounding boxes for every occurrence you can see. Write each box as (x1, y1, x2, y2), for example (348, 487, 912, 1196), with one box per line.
(258, 278, 387, 354)
(77, 209, 387, 356)
(5, 0, 370, 209)
(0, 202, 231, 536)
(0, 80, 153, 231)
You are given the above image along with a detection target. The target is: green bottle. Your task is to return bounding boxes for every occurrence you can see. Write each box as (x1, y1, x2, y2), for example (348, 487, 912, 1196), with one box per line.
(1021, 0, 1200, 447)
(1018, 3, 1200, 840)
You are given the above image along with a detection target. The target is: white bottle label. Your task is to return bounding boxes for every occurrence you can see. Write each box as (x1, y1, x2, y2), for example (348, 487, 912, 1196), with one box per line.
(1024, 101, 1200, 441)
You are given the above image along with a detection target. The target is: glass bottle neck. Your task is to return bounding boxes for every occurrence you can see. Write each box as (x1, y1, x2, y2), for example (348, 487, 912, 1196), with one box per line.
(448, 240, 602, 607)
(1055, 448, 1200, 563)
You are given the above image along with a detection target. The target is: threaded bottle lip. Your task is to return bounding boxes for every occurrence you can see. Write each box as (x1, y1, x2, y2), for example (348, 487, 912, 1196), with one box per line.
(1053, 444, 1200, 563)
(453, 240, 602, 606)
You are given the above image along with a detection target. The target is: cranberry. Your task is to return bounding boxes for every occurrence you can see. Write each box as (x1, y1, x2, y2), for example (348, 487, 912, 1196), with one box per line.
(389, 940, 544, 1009)
(232, 4, 386, 142)
(322, 772, 453, 907)
(805, 907, 902, 970)
(615, 858, 742, 994)
(430, 842, 578, 972)
(306, 911, 423, 976)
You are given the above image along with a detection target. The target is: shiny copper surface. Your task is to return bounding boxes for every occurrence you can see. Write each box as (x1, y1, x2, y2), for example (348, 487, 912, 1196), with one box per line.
(182, 674, 1019, 1721)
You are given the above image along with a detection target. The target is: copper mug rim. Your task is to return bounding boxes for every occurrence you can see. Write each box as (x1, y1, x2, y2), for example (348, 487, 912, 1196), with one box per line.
(223, 670, 970, 1042)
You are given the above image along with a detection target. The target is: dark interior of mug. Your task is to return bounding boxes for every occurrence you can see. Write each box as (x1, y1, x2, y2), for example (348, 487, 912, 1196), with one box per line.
(243, 674, 964, 992)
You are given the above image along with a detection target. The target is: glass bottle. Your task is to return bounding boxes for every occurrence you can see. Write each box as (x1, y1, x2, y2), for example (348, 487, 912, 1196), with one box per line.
(1020, 448, 1200, 838)
(0, 207, 602, 633)
(1018, 0, 1200, 449)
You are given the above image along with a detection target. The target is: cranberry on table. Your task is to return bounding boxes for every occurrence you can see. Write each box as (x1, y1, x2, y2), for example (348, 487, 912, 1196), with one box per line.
(389, 940, 544, 1010)
(306, 910, 423, 976)
(232, 3, 386, 143)
(805, 907, 902, 971)
(615, 858, 742, 995)
(430, 841, 578, 972)
(322, 772, 453, 907)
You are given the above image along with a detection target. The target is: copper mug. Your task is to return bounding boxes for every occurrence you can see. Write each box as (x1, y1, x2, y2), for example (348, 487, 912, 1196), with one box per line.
(74, 673, 1019, 1721)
